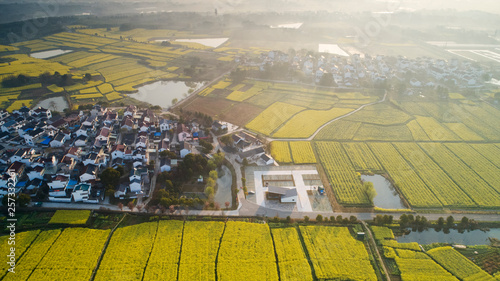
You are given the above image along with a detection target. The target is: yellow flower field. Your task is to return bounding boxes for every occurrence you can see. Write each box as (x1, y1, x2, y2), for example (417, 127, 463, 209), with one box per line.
(270, 141, 292, 163)
(246, 102, 305, 136)
(300, 226, 377, 280)
(47, 84, 65, 93)
(289, 141, 316, 164)
(211, 80, 232, 89)
(273, 107, 353, 138)
(106, 92, 122, 101)
(72, 93, 103, 99)
(6, 99, 32, 111)
(0, 54, 70, 78)
(48, 210, 91, 224)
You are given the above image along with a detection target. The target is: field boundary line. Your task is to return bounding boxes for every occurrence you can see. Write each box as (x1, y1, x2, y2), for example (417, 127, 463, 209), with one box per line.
(141, 220, 160, 281)
(25, 229, 63, 281)
(89, 213, 128, 281)
(214, 221, 227, 281)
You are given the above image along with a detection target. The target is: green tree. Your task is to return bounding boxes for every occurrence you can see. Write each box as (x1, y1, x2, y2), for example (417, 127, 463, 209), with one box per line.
(304, 216, 309, 222)
(206, 178, 216, 189)
(318, 73, 336, 87)
(400, 214, 409, 226)
(363, 182, 377, 204)
(199, 139, 214, 154)
(407, 214, 414, 223)
(116, 165, 125, 177)
(17, 194, 30, 207)
(209, 170, 218, 181)
(212, 152, 225, 168)
(336, 215, 343, 223)
(460, 216, 469, 227)
(316, 214, 323, 222)
(349, 216, 358, 223)
(229, 69, 247, 84)
(207, 160, 217, 171)
(2, 194, 9, 206)
(205, 186, 214, 198)
(159, 150, 169, 158)
(220, 134, 234, 146)
(437, 217, 445, 227)
(100, 168, 121, 188)
(446, 216, 455, 227)
(165, 180, 174, 190)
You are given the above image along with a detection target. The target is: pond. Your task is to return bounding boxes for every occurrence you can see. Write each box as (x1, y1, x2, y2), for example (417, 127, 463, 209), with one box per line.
(154, 38, 229, 48)
(30, 49, 73, 59)
(131, 80, 204, 108)
(396, 228, 500, 245)
(361, 175, 406, 209)
(34, 97, 69, 112)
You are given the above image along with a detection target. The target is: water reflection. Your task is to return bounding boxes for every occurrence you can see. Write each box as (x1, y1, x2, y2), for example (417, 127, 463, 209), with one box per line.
(396, 228, 500, 245)
(361, 174, 405, 209)
(132, 80, 204, 108)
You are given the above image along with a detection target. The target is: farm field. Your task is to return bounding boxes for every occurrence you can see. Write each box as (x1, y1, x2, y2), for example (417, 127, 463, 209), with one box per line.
(28, 228, 110, 281)
(1, 220, 498, 280)
(217, 221, 279, 281)
(427, 247, 495, 281)
(374, 226, 495, 280)
(178, 221, 224, 281)
(95, 222, 158, 280)
(300, 226, 377, 280)
(0, 29, 237, 110)
(310, 139, 500, 209)
(48, 210, 91, 225)
(315, 142, 369, 206)
(271, 227, 313, 281)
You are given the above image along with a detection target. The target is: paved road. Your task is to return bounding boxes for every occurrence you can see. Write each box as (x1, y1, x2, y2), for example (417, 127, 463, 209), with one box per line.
(139, 144, 160, 207)
(214, 165, 233, 208)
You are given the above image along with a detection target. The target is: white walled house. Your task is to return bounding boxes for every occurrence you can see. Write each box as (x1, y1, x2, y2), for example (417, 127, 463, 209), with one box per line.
(111, 144, 126, 159)
(80, 164, 98, 182)
(72, 183, 91, 202)
(50, 133, 67, 147)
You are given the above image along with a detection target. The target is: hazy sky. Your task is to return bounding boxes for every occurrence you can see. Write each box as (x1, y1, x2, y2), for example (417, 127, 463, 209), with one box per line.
(0, 0, 498, 15)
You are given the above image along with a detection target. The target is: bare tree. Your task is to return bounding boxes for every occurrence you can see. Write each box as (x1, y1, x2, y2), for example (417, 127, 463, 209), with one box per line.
(127, 201, 134, 211)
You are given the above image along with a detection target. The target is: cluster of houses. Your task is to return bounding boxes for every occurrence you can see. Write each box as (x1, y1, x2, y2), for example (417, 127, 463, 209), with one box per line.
(0, 104, 206, 204)
(258, 50, 487, 88)
(211, 122, 275, 166)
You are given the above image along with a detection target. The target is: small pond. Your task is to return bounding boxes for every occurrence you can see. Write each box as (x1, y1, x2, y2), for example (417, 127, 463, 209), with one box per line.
(34, 97, 69, 112)
(396, 228, 500, 245)
(30, 49, 73, 59)
(361, 174, 406, 209)
(131, 80, 204, 108)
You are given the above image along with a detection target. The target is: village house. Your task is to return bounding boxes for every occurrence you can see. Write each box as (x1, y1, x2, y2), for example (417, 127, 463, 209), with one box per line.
(179, 142, 192, 158)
